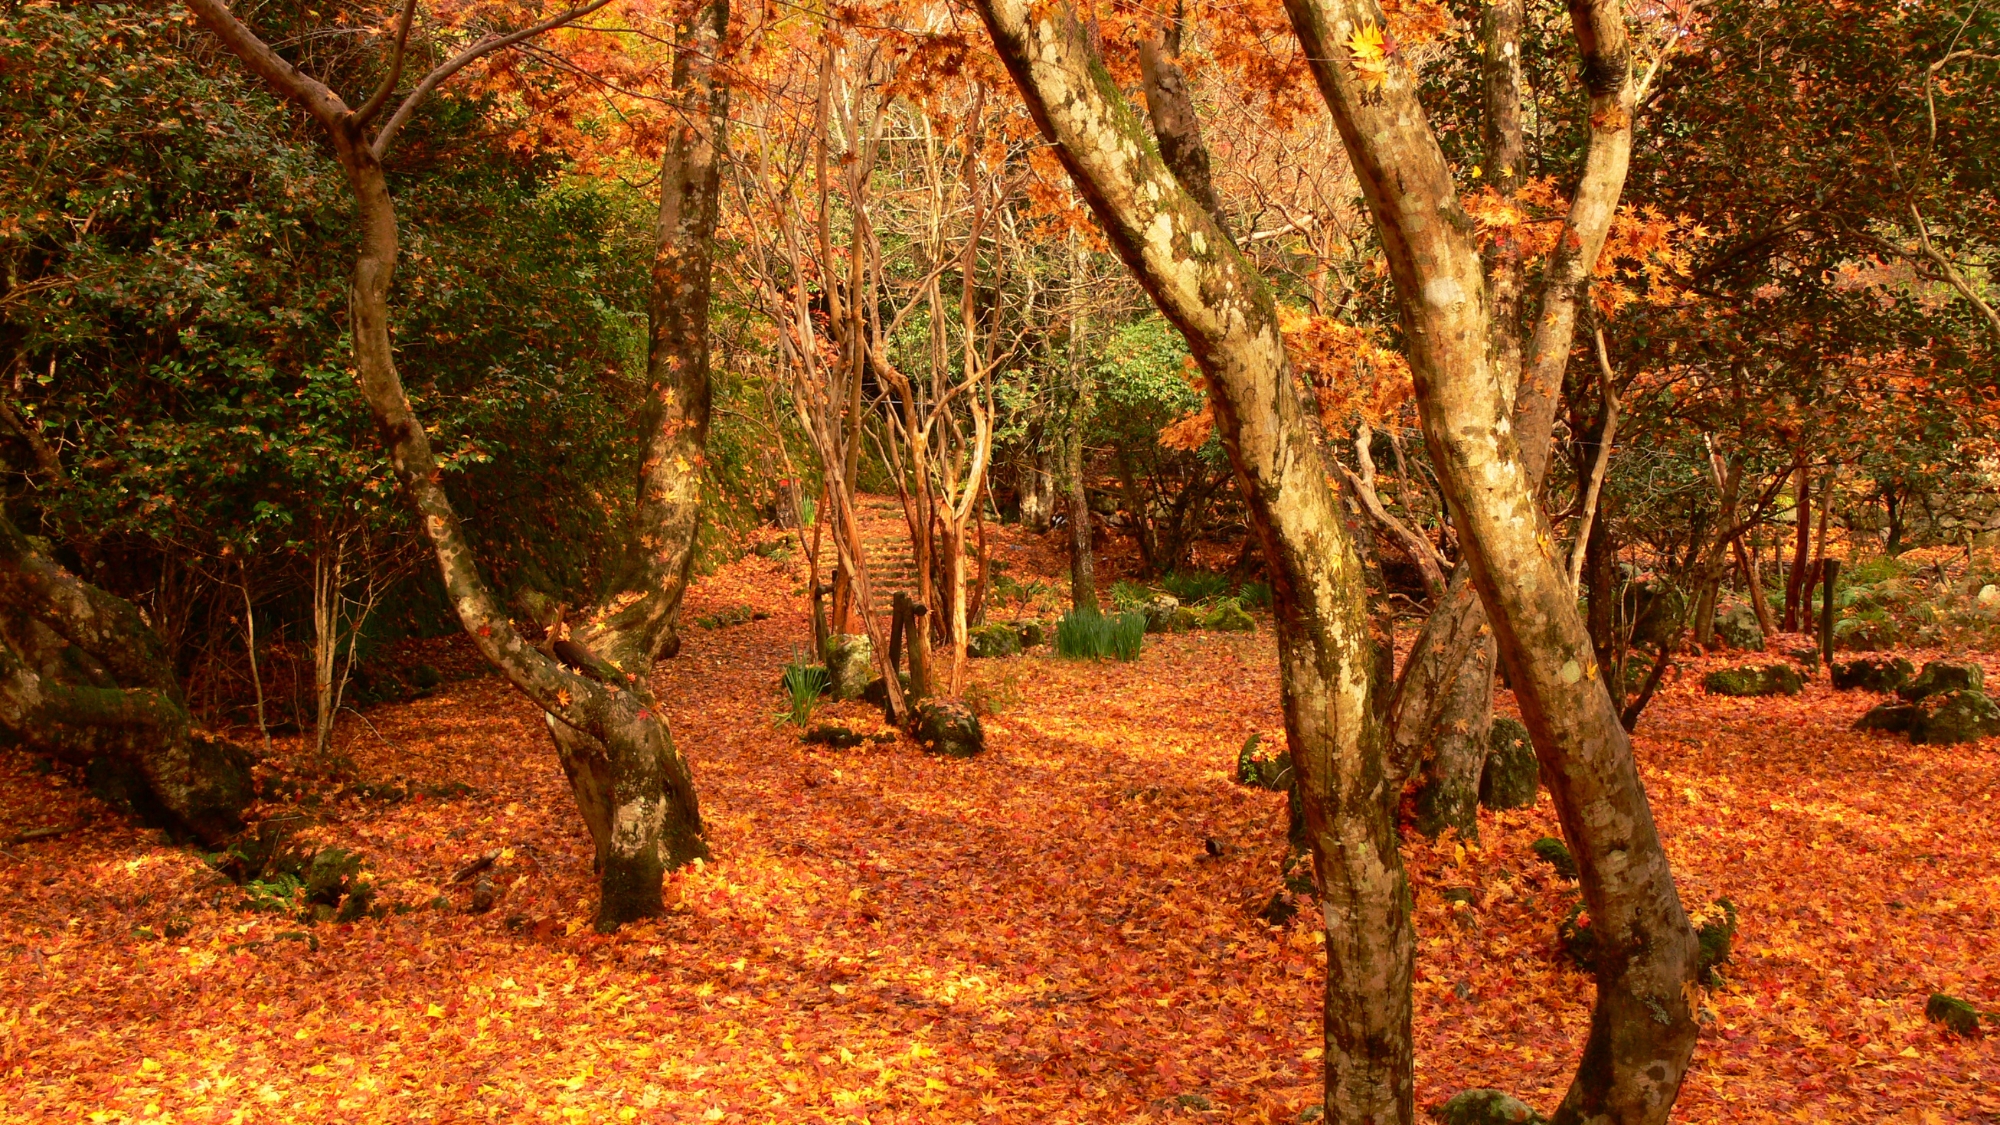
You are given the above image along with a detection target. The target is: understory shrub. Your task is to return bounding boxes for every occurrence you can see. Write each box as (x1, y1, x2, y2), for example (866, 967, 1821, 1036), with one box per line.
(1055, 608, 1147, 660)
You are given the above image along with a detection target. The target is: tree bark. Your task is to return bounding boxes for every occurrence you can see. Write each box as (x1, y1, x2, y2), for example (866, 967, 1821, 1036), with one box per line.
(971, 3, 1412, 1118)
(1784, 455, 1811, 631)
(1281, 0, 1700, 1120)
(185, 0, 705, 928)
(0, 514, 252, 844)
(1064, 238, 1100, 612)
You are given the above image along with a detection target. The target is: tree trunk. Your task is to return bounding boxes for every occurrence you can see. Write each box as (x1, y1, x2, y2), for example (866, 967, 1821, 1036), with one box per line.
(1281, 0, 1700, 1120)
(1784, 456, 1811, 631)
(1064, 239, 1100, 612)
(972, 5, 1413, 1117)
(186, 0, 708, 929)
(0, 514, 252, 844)
(1410, 634, 1495, 840)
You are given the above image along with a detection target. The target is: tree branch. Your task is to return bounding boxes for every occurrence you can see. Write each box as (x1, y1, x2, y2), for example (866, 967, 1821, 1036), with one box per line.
(352, 0, 420, 127)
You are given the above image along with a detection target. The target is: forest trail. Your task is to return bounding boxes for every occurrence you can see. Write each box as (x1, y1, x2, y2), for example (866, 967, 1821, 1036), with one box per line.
(1, 519, 1997, 1123)
(809, 495, 924, 621)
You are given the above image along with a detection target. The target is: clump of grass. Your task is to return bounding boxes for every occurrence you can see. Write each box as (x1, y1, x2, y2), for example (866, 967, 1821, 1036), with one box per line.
(1055, 607, 1147, 661)
(1236, 580, 1273, 609)
(780, 647, 829, 725)
(1160, 570, 1232, 603)
(1108, 580, 1152, 611)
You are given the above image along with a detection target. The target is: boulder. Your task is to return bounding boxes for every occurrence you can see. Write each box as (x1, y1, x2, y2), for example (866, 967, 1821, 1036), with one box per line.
(1713, 604, 1765, 651)
(911, 699, 984, 758)
(1478, 717, 1539, 810)
(1702, 663, 1805, 697)
(1853, 701, 1921, 733)
(1435, 1089, 1548, 1125)
(966, 623, 1022, 659)
(1235, 733, 1292, 791)
(1910, 689, 2000, 744)
(822, 633, 877, 700)
(1692, 898, 1738, 984)
(1831, 656, 1914, 692)
(1202, 598, 1256, 633)
(1898, 660, 1984, 702)
(1016, 620, 1048, 649)
(1529, 836, 1577, 880)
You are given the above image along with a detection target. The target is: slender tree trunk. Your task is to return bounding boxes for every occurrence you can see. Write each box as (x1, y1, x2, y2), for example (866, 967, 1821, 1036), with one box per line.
(1784, 456, 1811, 631)
(1281, 1, 1700, 1120)
(1064, 240, 1099, 612)
(972, 6, 1412, 1117)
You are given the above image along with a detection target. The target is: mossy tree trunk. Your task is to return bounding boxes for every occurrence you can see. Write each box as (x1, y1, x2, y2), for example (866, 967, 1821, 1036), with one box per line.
(1282, 0, 1702, 1120)
(971, 3, 1413, 1118)
(0, 514, 251, 844)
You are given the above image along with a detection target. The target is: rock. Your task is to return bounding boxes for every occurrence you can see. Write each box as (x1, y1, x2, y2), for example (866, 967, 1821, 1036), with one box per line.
(1713, 604, 1765, 651)
(1478, 717, 1538, 810)
(1235, 732, 1291, 791)
(1831, 656, 1914, 692)
(1435, 1089, 1549, 1125)
(470, 875, 497, 914)
(1910, 689, 2000, 744)
(1853, 701, 1921, 733)
(1016, 620, 1048, 649)
(803, 722, 865, 749)
(1898, 660, 1984, 702)
(1692, 898, 1738, 984)
(1980, 584, 2000, 607)
(1529, 836, 1577, 880)
(1139, 595, 1182, 633)
(1557, 901, 1598, 969)
(1925, 993, 1983, 1038)
(967, 623, 1022, 659)
(911, 699, 984, 757)
(1785, 646, 1820, 674)
(1702, 663, 1805, 697)
(822, 633, 877, 700)
(1202, 598, 1256, 633)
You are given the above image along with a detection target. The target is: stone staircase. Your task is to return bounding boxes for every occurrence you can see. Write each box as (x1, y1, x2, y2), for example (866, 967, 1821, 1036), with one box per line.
(814, 495, 923, 621)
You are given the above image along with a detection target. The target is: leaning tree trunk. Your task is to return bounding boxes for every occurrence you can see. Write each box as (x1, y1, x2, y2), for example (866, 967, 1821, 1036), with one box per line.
(551, 0, 729, 917)
(1283, 0, 1701, 1120)
(0, 514, 252, 844)
(972, 3, 1414, 1117)
(187, 0, 707, 929)
(1063, 238, 1100, 613)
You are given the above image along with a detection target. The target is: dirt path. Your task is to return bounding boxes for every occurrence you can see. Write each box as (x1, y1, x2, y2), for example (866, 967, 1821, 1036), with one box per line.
(1, 521, 1995, 1123)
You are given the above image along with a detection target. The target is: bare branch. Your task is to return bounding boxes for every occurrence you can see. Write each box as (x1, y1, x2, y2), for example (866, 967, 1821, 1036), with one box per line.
(184, 0, 352, 132)
(372, 0, 620, 159)
(352, 0, 419, 127)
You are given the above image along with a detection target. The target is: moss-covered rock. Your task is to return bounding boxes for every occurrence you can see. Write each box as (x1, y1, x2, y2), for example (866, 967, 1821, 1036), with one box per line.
(803, 722, 865, 749)
(1831, 655, 1914, 692)
(967, 623, 1022, 659)
(1702, 663, 1805, 697)
(1909, 689, 2000, 744)
(1139, 595, 1192, 634)
(1016, 620, 1049, 649)
(1853, 701, 1921, 733)
(1202, 598, 1256, 633)
(1235, 732, 1291, 791)
(1435, 1089, 1548, 1125)
(1479, 717, 1538, 810)
(1925, 993, 1983, 1038)
(1692, 898, 1738, 984)
(1530, 836, 1577, 880)
(822, 633, 877, 701)
(911, 699, 983, 758)
(1713, 604, 1765, 651)
(1898, 659, 1984, 702)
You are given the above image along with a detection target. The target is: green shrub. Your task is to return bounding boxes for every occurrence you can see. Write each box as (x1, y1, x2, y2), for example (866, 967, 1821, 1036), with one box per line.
(1160, 570, 1232, 603)
(1108, 580, 1153, 611)
(1055, 608, 1147, 660)
(1237, 580, 1273, 610)
(780, 647, 829, 726)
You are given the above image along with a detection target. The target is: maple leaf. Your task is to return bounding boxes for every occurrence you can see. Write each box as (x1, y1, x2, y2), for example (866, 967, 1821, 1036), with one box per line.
(1347, 23, 1391, 91)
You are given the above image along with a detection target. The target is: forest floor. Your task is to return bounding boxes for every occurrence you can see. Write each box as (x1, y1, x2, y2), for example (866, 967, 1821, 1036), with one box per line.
(2, 509, 1998, 1125)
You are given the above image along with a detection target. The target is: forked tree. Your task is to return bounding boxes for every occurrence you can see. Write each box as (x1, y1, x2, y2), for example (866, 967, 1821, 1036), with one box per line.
(184, 0, 729, 927)
(969, 0, 1701, 1119)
